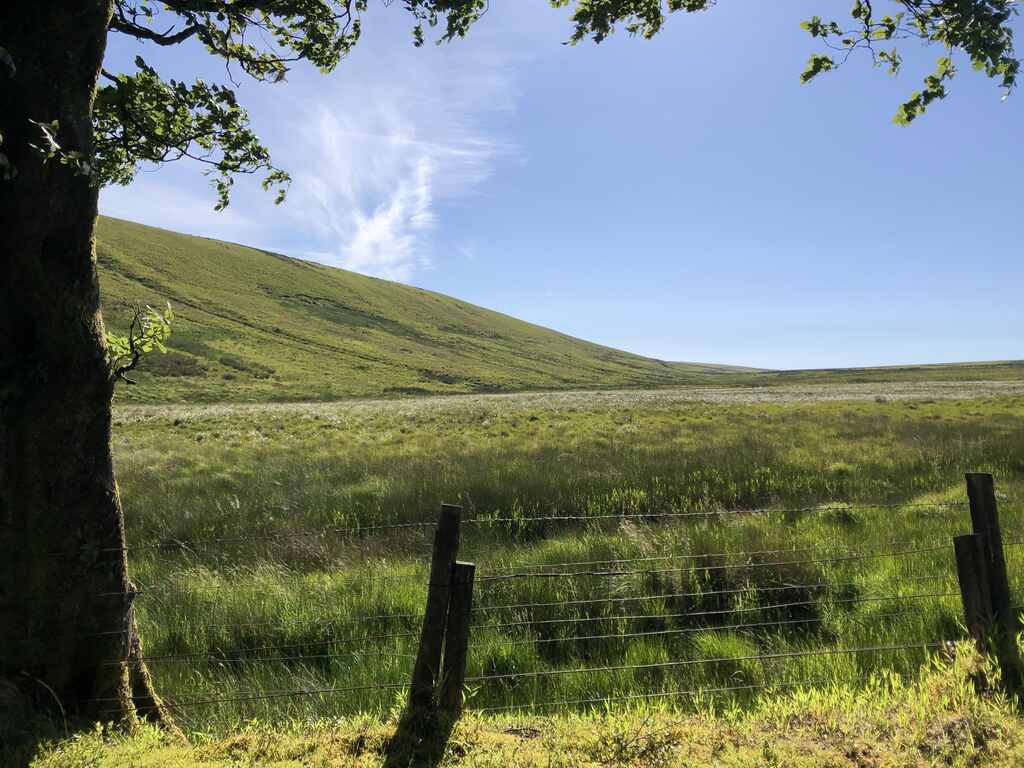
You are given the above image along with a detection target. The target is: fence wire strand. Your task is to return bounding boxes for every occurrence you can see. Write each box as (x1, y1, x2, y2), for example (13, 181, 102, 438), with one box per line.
(85, 537, 961, 602)
(98, 521, 436, 554)
(481, 538, 952, 576)
(106, 648, 418, 668)
(472, 573, 952, 615)
(477, 544, 953, 583)
(96, 643, 942, 716)
(130, 629, 421, 665)
(82, 500, 968, 557)
(464, 501, 966, 528)
(470, 591, 961, 633)
(481, 606, 956, 649)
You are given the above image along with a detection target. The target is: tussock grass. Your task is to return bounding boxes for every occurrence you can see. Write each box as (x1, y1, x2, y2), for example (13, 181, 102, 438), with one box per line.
(102, 392, 1024, 730)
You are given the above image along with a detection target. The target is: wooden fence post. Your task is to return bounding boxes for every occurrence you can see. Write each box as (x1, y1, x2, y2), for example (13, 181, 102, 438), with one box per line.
(954, 533, 993, 649)
(410, 503, 462, 709)
(962, 473, 1022, 696)
(439, 561, 475, 715)
(966, 473, 1013, 632)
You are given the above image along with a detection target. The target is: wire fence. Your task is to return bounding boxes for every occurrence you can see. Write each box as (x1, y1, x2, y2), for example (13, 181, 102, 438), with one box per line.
(73, 499, 969, 558)
(86, 535, 973, 601)
(82, 492, 1022, 721)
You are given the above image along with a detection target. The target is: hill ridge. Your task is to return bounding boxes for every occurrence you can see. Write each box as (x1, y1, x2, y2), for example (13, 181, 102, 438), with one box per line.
(97, 217, 1023, 403)
(97, 216, 746, 403)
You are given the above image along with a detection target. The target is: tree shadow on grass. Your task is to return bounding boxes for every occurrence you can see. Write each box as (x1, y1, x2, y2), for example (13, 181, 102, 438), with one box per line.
(382, 705, 458, 768)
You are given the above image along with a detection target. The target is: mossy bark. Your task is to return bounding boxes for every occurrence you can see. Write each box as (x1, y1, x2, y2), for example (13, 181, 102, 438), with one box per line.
(0, 1, 174, 731)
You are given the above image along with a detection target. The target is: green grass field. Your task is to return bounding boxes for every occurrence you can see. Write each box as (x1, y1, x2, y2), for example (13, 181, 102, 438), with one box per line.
(49, 218, 1023, 766)
(27, 646, 1024, 767)
(102, 388, 1024, 735)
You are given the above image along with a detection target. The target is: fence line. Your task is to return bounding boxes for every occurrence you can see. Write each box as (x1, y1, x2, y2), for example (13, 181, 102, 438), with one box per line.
(97, 598, 958, 668)
(83, 611, 426, 639)
(480, 538, 956, 575)
(123, 629, 422, 665)
(95, 520, 438, 554)
(118, 649, 419, 667)
(476, 544, 953, 583)
(121, 609, 951, 670)
(79, 543, 965, 635)
(464, 501, 967, 528)
(72, 500, 969, 558)
(86, 585, 958, 667)
(88, 478, 1020, 723)
(469, 591, 961, 633)
(90, 576, 450, 600)
(88, 576, 964, 662)
(188, 608, 426, 631)
(82, 535, 974, 602)
(98, 643, 940, 717)
(485, 606, 954, 649)
(86, 534, 1017, 610)
(472, 572, 952, 614)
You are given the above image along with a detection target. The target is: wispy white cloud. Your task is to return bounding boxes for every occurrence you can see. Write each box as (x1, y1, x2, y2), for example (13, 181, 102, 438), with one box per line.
(100, 16, 524, 281)
(283, 57, 515, 282)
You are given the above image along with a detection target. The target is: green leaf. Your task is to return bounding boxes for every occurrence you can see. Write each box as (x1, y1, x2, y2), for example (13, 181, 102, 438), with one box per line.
(800, 54, 835, 84)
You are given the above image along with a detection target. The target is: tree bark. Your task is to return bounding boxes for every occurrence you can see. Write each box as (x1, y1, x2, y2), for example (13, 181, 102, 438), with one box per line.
(0, 2, 174, 730)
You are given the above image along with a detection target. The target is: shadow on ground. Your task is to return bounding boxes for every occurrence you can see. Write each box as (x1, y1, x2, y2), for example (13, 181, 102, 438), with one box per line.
(383, 705, 459, 768)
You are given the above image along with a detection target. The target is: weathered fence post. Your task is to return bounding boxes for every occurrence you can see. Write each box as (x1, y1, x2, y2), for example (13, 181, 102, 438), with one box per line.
(956, 473, 1022, 696)
(966, 473, 1013, 632)
(439, 561, 476, 715)
(410, 503, 462, 708)
(954, 533, 993, 649)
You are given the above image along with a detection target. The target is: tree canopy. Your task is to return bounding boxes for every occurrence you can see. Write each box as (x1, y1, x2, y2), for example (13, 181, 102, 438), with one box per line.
(21, 1, 1024, 209)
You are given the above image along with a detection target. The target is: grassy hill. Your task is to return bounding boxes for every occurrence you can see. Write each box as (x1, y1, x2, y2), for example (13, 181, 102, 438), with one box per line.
(97, 216, 1023, 403)
(96, 217, 751, 403)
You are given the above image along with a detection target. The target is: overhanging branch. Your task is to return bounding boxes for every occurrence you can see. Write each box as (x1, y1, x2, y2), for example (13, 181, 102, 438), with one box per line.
(109, 13, 202, 46)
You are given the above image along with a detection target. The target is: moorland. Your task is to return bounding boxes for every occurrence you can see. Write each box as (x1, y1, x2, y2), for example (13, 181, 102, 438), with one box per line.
(20, 219, 1024, 767)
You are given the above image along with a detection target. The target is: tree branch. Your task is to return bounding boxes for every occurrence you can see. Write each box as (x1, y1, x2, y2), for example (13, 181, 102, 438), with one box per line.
(109, 13, 202, 46)
(111, 310, 142, 385)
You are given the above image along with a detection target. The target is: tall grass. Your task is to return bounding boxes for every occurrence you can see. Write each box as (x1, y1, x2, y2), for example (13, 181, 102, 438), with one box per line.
(29, 644, 1024, 768)
(111, 393, 1024, 732)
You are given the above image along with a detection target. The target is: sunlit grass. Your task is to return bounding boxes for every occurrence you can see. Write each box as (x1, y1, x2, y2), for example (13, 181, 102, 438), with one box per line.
(27, 645, 1024, 767)
(111, 392, 1024, 732)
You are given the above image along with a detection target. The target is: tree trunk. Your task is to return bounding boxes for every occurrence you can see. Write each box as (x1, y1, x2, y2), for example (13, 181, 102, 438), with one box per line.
(0, 2, 174, 730)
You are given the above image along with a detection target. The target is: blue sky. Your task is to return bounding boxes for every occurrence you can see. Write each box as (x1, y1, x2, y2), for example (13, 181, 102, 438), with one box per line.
(100, 2, 1022, 370)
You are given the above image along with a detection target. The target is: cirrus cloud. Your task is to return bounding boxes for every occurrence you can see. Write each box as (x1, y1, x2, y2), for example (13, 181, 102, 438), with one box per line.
(285, 60, 515, 282)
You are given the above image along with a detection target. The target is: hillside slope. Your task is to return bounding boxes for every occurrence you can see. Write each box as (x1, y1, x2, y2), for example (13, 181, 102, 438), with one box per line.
(97, 217, 1023, 403)
(97, 217, 745, 403)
